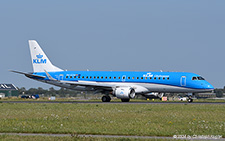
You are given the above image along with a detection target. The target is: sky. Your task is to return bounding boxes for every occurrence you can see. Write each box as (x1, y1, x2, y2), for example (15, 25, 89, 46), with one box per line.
(0, 0, 225, 89)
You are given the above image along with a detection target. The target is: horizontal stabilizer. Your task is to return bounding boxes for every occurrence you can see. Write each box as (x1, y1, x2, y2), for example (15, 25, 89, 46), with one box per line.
(10, 70, 46, 79)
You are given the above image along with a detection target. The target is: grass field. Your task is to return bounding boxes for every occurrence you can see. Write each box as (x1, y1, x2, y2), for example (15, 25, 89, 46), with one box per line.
(0, 103, 224, 138)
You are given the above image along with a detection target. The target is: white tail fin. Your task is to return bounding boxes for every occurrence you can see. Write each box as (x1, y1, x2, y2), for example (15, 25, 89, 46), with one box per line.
(29, 40, 63, 72)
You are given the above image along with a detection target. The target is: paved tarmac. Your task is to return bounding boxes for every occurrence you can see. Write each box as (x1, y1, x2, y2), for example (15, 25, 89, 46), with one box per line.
(1, 100, 225, 104)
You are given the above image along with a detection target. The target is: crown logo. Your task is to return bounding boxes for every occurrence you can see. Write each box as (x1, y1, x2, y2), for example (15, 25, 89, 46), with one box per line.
(36, 54, 43, 59)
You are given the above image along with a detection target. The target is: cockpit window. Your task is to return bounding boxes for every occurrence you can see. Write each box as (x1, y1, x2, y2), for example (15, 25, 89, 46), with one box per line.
(197, 76, 205, 80)
(192, 76, 205, 80)
(192, 77, 197, 80)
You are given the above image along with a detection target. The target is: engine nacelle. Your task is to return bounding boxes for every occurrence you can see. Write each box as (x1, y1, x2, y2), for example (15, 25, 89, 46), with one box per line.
(114, 87, 135, 99)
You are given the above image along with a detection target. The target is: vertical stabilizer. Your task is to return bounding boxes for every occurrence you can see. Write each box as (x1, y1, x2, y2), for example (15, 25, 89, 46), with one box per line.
(29, 40, 63, 72)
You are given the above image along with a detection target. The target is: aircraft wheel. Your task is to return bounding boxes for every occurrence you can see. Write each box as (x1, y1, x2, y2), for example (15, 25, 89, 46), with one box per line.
(102, 95, 111, 102)
(121, 99, 130, 102)
(106, 95, 111, 102)
(188, 98, 193, 103)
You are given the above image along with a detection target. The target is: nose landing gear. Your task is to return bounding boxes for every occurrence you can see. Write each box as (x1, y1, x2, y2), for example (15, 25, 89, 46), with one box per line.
(187, 96, 193, 103)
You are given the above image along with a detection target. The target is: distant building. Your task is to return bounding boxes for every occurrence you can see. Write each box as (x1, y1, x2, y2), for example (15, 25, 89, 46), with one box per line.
(0, 93, 5, 98)
(0, 84, 19, 97)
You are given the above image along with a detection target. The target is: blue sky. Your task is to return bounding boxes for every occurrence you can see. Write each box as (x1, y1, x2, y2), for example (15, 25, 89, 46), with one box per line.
(1, 1, 225, 89)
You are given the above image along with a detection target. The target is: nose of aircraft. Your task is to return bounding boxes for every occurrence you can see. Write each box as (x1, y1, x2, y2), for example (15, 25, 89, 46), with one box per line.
(204, 81, 214, 91)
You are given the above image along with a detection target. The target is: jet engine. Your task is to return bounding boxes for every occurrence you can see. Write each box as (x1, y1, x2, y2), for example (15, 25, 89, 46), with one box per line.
(114, 87, 135, 99)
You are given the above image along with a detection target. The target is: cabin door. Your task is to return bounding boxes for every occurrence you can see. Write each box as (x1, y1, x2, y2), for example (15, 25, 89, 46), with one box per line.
(59, 74, 64, 80)
(180, 76, 186, 86)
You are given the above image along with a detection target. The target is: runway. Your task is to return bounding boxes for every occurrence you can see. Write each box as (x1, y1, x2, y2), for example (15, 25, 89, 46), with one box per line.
(1, 101, 225, 104)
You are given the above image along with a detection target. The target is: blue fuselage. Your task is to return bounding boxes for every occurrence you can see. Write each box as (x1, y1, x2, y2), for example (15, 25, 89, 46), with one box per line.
(32, 71, 214, 93)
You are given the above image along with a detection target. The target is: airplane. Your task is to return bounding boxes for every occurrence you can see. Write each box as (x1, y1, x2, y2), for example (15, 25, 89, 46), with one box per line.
(11, 40, 214, 102)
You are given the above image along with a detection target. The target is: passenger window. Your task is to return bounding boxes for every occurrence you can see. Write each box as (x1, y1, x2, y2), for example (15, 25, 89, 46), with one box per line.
(105, 77, 107, 79)
(114, 77, 116, 79)
(90, 76, 92, 79)
(109, 77, 111, 79)
(158, 77, 160, 80)
(141, 77, 143, 79)
(86, 76, 88, 79)
(128, 77, 130, 79)
(145, 77, 147, 80)
(93, 76, 96, 79)
(101, 76, 103, 79)
(66, 76, 68, 78)
(137, 77, 139, 79)
(78, 76, 80, 79)
(132, 77, 134, 79)
(74, 76, 76, 78)
(97, 76, 99, 79)
(150, 77, 152, 80)
(154, 77, 156, 80)
(123, 77, 125, 79)
(82, 76, 84, 79)
(70, 76, 72, 78)
(167, 77, 169, 80)
(163, 77, 165, 80)
(118, 77, 121, 79)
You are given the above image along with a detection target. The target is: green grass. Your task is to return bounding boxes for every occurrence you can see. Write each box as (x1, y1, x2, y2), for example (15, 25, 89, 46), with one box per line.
(0, 103, 224, 137)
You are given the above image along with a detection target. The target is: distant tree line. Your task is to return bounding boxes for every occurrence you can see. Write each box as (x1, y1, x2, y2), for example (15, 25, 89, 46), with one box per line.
(214, 87, 225, 97)
(17, 87, 225, 98)
(18, 87, 81, 97)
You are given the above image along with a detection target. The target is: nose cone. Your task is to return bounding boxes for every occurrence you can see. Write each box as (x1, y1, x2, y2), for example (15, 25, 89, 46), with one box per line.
(204, 81, 214, 91)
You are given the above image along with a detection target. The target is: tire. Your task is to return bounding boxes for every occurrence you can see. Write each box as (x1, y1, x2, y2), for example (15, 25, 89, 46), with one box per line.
(106, 95, 111, 102)
(102, 95, 111, 102)
(121, 99, 130, 102)
(188, 98, 193, 103)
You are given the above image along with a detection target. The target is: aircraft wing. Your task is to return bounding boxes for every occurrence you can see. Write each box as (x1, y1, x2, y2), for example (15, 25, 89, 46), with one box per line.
(40, 71, 114, 90)
(61, 80, 114, 90)
(61, 80, 149, 94)
(44, 71, 148, 92)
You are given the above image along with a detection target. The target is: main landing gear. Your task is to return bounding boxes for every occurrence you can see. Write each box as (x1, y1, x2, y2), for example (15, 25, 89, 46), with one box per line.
(121, 99, 130, 102)
(101, 96, 130, 102)
(101, 95, 111, 102)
